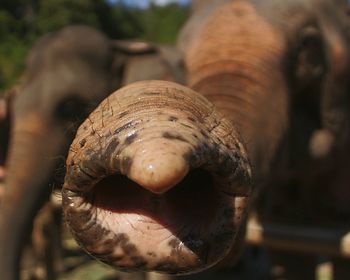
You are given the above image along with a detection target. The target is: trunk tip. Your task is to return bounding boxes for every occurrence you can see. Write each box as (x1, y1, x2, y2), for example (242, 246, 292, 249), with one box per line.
(127, 144, 189, 194)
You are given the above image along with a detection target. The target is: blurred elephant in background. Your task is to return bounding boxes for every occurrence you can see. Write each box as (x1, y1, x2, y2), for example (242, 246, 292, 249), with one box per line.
(0, 25, 122, 280)
(179, 0, 350, 279)
(0, 23, 184, 280)
(181, 0, 350, 195)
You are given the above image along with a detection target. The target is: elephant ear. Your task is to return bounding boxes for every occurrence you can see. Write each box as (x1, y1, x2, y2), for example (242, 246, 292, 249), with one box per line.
(319, 20, 350, 151)
(109, 40, 157, 88)
(111, 40, 157, 54)
(294, 10, 350, 157)
(282, 24, 326, 160)
(110, 40, 185, 85)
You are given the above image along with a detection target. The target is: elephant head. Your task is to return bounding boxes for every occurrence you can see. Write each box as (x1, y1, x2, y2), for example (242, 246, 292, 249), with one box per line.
(184, 0, 350, 236)
(58, 0, 350, 276)
(0, 25, 123, 280)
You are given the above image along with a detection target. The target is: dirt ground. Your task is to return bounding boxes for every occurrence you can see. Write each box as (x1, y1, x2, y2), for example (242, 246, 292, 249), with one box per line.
(53, 246, 332, 280)
(39, 237, 332, 280)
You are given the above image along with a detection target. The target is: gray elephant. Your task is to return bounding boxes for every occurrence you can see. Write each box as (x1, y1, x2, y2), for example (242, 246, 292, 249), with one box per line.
(0, 25, 123, 280)
(185, 0, 350, 278)
(58, 0, 350, 279)
(184, 0, 350, 279)
(0, 23, 185, 279)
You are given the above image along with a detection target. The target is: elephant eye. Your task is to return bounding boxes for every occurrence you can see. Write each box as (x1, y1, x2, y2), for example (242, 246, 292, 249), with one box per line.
(55, 95, 89, 123)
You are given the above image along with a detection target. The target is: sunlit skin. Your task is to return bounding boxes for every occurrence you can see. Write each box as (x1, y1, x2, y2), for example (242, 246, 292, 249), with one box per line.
(62, 80, 251, 274)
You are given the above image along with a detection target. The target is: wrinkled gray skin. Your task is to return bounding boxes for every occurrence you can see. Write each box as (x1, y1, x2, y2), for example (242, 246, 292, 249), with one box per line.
(0, 26, 185, 280)
(0, 25, 122, 280)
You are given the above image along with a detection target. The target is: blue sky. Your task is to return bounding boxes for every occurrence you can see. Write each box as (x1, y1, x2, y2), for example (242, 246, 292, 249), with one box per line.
(108, 0, 190, 8)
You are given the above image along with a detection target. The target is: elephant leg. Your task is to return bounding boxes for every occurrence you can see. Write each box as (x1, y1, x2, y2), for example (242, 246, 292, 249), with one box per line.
(269, 250, 316, 280)
(32, 201, 64, 280)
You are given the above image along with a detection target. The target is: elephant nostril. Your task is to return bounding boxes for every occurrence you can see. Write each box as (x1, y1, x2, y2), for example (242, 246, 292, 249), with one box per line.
(88, 168, 217, 218)
(62, 167, 240, 274)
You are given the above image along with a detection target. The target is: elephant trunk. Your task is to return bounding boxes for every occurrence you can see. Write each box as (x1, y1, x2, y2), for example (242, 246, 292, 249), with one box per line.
(185, 1, 289, 175)
(62, 80, 251, 274)
(0, 113, 65, 280)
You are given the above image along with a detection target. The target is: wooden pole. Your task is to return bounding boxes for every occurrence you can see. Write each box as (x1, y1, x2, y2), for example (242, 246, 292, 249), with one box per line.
(245, 217, 350, 257)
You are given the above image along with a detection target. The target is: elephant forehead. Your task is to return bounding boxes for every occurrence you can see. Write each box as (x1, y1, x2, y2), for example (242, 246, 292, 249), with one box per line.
(187, 1, 285, 72)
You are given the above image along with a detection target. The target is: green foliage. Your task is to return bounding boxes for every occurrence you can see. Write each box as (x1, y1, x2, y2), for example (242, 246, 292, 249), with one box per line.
(0, 10, 19, 38)
(35, 0, 99, 34)
(110, 6, 144, 39)
(0, 37, 28, 90)
(0, 6, 30, 90)
(139, 3, 188, 44)
(0, 0, 189, 90)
